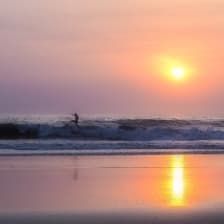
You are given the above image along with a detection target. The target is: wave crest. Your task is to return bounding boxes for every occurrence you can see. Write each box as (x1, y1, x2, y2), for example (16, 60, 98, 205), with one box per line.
(0, 118, 224, 141)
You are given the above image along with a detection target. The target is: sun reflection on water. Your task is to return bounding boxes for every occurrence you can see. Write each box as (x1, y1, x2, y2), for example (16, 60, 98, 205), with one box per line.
(171, 155, 185, 206)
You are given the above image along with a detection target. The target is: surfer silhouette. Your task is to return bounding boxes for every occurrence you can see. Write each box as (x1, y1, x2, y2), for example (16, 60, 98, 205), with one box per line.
(72, 113, 79, 127)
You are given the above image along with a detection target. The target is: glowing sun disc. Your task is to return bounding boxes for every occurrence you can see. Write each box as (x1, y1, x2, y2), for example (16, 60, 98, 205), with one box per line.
(171, 67, 185, 80)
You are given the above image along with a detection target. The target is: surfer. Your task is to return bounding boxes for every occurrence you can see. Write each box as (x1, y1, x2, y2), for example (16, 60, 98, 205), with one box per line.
(72, 113, 79, 127)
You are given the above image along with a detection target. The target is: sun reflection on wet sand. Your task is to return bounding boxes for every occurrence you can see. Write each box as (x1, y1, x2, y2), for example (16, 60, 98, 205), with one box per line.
(1, 155, 224, 214)
(171, 155, 185, 206)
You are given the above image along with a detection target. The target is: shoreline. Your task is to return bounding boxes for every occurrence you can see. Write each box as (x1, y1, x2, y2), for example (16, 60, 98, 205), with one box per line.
(0, 148, 224, 156)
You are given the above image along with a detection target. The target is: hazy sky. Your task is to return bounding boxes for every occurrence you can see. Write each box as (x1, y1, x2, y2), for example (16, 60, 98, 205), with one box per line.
(1, 0, 224, 116)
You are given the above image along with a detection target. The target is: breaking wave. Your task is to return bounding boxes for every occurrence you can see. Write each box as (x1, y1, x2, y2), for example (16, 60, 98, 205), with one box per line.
(0, 116, 224, 153)
(0, 117, 224, 141)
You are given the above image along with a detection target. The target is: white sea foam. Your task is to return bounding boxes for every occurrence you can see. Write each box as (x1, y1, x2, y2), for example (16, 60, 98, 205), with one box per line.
(0, 115, 224, 154)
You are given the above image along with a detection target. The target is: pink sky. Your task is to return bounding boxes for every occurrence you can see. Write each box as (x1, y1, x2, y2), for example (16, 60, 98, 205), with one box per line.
(0, 0, 224, 116)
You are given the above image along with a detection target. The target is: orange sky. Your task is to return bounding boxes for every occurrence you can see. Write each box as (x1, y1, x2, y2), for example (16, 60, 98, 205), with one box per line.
(0, 0, 224, 116)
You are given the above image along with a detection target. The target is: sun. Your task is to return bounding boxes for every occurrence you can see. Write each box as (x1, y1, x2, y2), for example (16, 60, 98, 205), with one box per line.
(153, 55, 191, 83)
(171, 67, 185, 80)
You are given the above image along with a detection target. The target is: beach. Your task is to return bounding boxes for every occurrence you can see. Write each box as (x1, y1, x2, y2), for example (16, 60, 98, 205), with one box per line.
(1, 0, 224, 222)
(1, 154, 224, 223)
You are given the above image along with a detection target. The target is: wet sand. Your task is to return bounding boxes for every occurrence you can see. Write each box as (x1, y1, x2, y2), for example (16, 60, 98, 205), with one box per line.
(0, 154, 224, 223)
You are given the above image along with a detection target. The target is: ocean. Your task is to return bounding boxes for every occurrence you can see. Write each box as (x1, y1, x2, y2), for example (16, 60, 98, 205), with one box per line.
(0, 114, 224, 155)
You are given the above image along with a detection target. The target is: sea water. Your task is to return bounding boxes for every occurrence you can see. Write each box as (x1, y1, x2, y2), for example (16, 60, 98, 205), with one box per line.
(0, 114, 224, 155)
